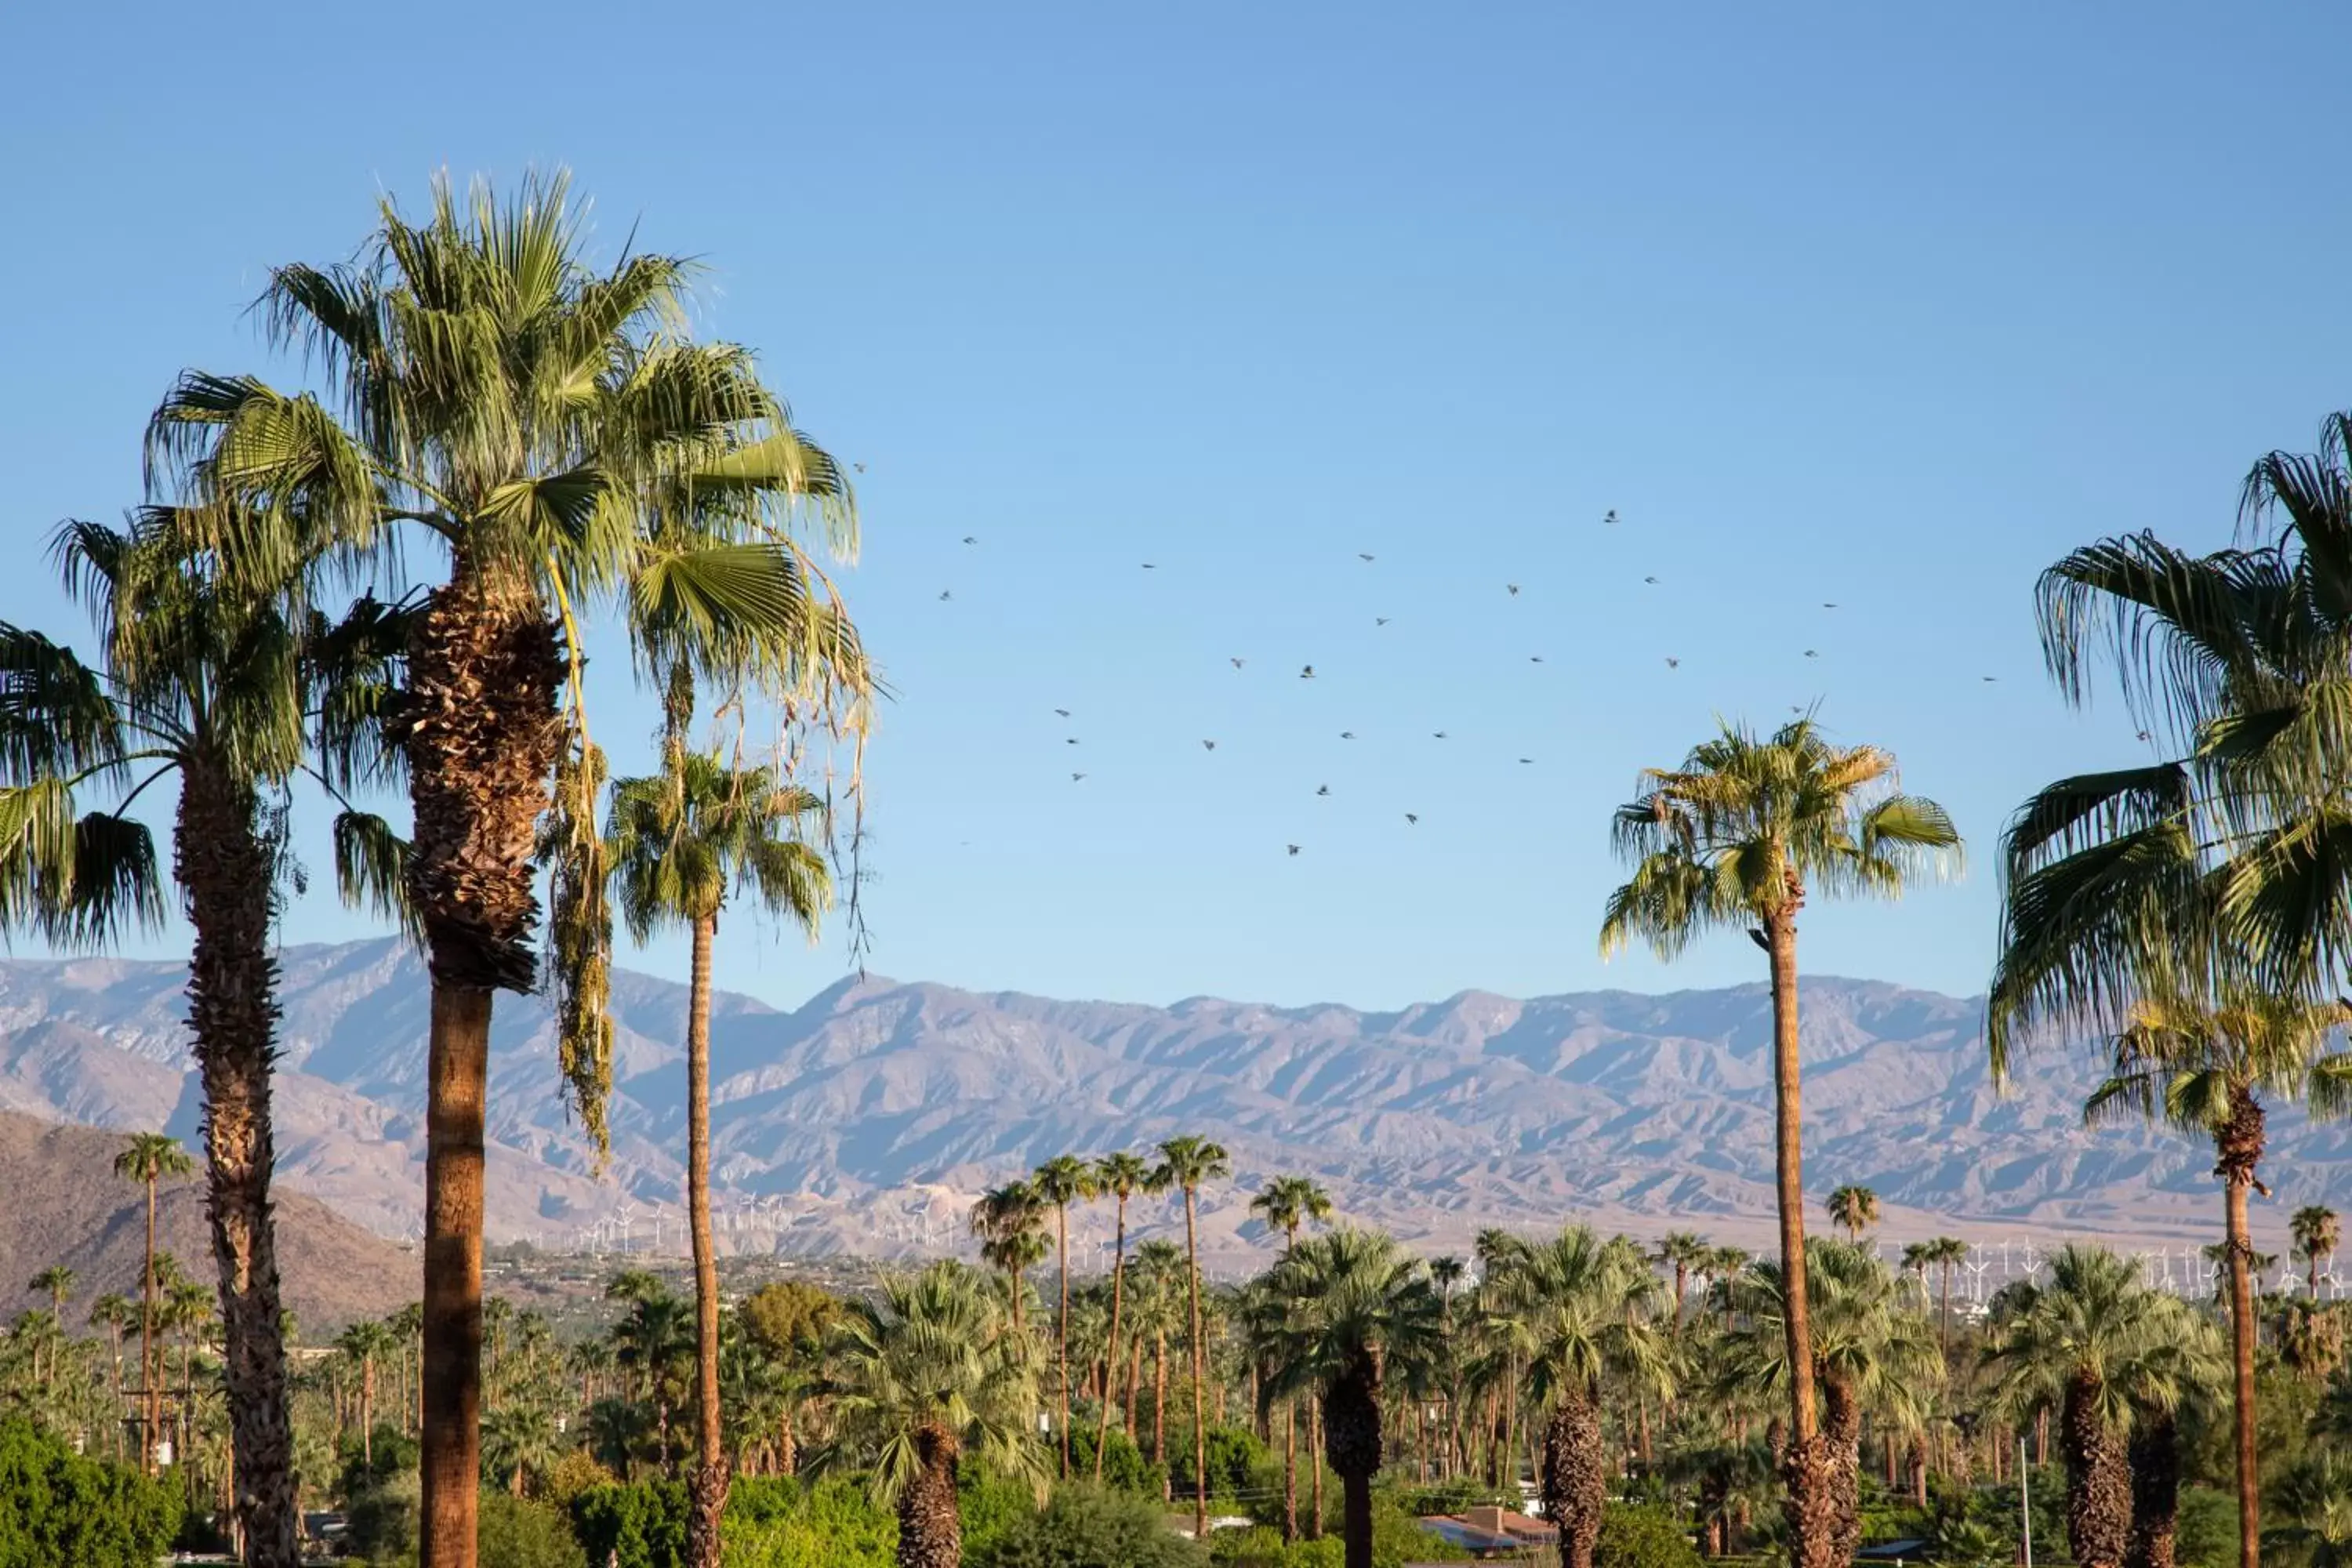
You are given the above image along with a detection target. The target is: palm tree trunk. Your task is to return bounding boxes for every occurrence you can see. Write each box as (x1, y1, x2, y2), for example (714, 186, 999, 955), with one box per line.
(1766, 905, 1833, 1568)
(1184, 1185, 1209, 1541)
(2127, 1410, 2180, 1568)
(1326, 1363, 1382, 1568)
(2062, 1368, 2129, 1568)
(898, 1422, 962, 1568)
(143, 1173, 159, 1476)
(361, 1357, 375, 1468)
(1310, 1397, 1325, 1537)
(1125, 1339, 1142, 1443)
(177, 761, 299, 1568)
(1821, 1375, 1866, 1568)
(403, 562, 564, 1568)
(1153, 1330, 1168, 1497)
(1056, 1200, 1071, 1479)
(421, 982, 493, 1568)
(2220, 1099, 2263, 1568)
(1095, 1193, 1130, 1481)
(684, 914, 728, 1568)
(1541, 1389, 1606, 1568)
(1284, 1402, 1299, 1543)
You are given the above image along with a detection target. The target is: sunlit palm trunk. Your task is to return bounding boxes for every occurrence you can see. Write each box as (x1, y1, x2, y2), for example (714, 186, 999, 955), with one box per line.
(1283, 1403, 1298, 1542)
(1094, 1192, 1130, 1482)
(1541, 1386, 1606, 1568)
(685, 913, 728, 1568)
(899, 1421, 961, 1568)
(1764, 902, 1832, 1568)
(1184, 1185, 1209, 1540)
(142, 1173, 159, 1475)
(2219, 1090, 2265, 1568)
(2062, 1367, 2129, 1568)
(1152, 1330, 1168, 1497)
(1055, 1201, 1071, 1478)
(402, 568, 564, 1568)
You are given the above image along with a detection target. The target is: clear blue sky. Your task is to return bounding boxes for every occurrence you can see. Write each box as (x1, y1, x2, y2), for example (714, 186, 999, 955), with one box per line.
(4, 2, 2350, 1013)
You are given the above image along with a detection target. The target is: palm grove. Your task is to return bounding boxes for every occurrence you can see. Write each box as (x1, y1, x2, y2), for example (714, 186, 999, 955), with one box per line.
(4, 170, 2352, 1568)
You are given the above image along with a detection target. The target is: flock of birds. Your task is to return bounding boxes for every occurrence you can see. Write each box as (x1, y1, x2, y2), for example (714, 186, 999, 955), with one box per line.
(935, 508, 2009, 858)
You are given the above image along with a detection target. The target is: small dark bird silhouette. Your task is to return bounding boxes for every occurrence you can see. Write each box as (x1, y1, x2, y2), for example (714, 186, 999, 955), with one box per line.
(1141, 562, 1156, 569)
(854, 461, 867, 473)
(1530, 655, 1544, 664)
(1316, 785, 1330, 797)
(1374, 617, 1390, 626)
(1519, 757, 1534, 764)
(1603, 510, 1617, 525)
(1983, 675, 1998, 682)
(1054, 709, 1071, 717)
(1340, 731, 1356, 740)
(1071, 772, 1086, 782)
(1823, 601, 1837, 609)
(1065, 738, 1079, 746)
(1433, 731, 1449, 739)
(1506, 584, 1520, 597)
(1405, 813, 1419, 825)
(1202, 740, 1217, 751)
(1644, 575, 1660, 585)
(963, 535, 978, 545)
(1665, 657, 1680, 669)
(1358, 553, 1375, 562)
(1230, 657, 1246, 669)
(1300, 665, 1316, 680)
(938, 590, 952, 601)
(1287, 844, 1301, 856)
(1804, 649, 1820, 659)
(2136, 729, 2153, 742)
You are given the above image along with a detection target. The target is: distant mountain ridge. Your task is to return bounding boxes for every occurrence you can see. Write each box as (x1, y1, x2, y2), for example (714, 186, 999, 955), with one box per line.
(0, 938, 2339, 1264)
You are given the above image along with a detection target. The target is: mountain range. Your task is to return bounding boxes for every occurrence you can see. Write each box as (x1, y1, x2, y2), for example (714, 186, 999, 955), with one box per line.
(1, 938, 2342, 1272)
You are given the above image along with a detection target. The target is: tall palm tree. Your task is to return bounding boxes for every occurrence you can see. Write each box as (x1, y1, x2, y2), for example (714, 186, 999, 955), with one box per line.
(1127, 1239, 1188, 1483)
(607, 744, 829, 1563)
(1153, 1134, 1229, 1541)
(26, 1267, 73, 1390)
(1519, 1226, 1675, 1568)
(1028, 1154, 1099, 1479)
(969, 1182, 1047, 1338)
(152, 172, 863, 1568)
(2118, 1291, 2227, 1568)
(2296, 1207, 2343, 1301)
(1090, 1151, 1155, 1481)
(114, 1131, 192, 1475)
(2269, 1454, 2352, 1568)
(1600, 716, 1960, 1568)
(811, 1260, 1044, 1568)
(1984, 1245, 2166, 1568)
(1250, 1174, 1334, 1541)
(1825, 1185, 1879, 1241)
(2082, 992, 2352, 1568)
(612, 1287, 695, 1477)
(1905, 1236, 1970, 1360)
(1261, 1227, 1441, 1568)
(336, 1321, 395, 1468)
(1653, 1232, 1709, 1336)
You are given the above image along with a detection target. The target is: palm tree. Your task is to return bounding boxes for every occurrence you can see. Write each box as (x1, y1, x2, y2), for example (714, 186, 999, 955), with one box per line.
(336, 1321, 394, 1468)
(969, 1181, 1047, 1338)
(1153, 1134, 1230, 1541)
(89, 1291, 132, 1446)
(113, 1132, 192, 1475)
(1261, 1228, 1441, 1568)
(1904, 1236, 1970, 1360)
(1519, 1226, 1675, 1568)
(1028, 1154, 1099, 1478)
(1128, 1239, 1187, 1482)
(481, 1402, 561, 1498)
(1984, 1245, 2168, 1568)
(2296, 1207, 2343, 1301)
(2118, 1291, 2226, 1568)
(25, 1266, 73, 1390)
(812, 1261, 1044, 1568)
(1600, 716, 1960, 1568)
(1250, 1174, 1334, 1541)
(1090, 1151, 1155, 1482)
(153, 172, 864, 1568)
(1825, 1185, 1879, 1241)
(608, 745, 829, 1563)
(612, 1288, 695, 1478)
(2270, 1454, 2352, 1568)
(2082, 991, 2352, 1568)
(1653, 1232, 1708, 1335)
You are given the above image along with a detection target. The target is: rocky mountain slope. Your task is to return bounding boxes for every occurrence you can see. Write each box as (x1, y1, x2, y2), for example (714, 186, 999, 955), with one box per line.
(0, 938, 2337, 1267)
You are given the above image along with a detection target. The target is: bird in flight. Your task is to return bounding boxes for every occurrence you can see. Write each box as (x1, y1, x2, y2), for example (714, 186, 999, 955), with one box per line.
(1530, 655, 1544, 664)
(1142, 562, 1156, 570)
(1822, 601, 1837, 609)
(1374, 617, 1389, 626)
(963, 535, 978, 545)
(1287, 844, 1301, 857)
(1202, 740, 1217, 751)
(1054, 709, 1071, 717)
(1071, 772, 1086, 782)
(1065, 738, 1080, 746)
(1519, 757, 1534, 764)
(1644, 575, 1660, 585)
(1339, 731, 1356, 740)
(853, 461, 867, 473)
(1300, 665, 1316, 679)
(938, 590, 952, 601)
(1804, 649, 1819, 659)
(1404, 813, 1418, 825)
(2136, 729, 2152, 742)
(1230, 657, 1246, 669)
(1358, 553, 1375, 563)
(1506, 584, 1520, 597)
(1433, 731, 1449, 739)
(1316, 784, 1330, 797)
(1603, 509, 1617, 525)
(1982, 675, 1998, 682)
(1664, 657, 1679, 669)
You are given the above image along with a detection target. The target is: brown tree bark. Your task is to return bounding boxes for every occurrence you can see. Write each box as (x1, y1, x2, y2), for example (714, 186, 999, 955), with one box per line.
(898, 1422, 962, 1568)
(1325, 1361, 1383, 1568)
(399, 568, 563, 1568)
(2218, 1091, 2266, 1568)
(1184, 1185, 1210, 1540)
(1056, 1198, 1072, 1479)
(684, 914, 728, 1568)
(1094, 1189, 1131, 1481)
(2127, 1410, 2180, 1568)
(1541, 1388, 1606, 1568)
(142, 1172, 160, 1475)
(2062, 1368, 2130, 1568)
(1765, 897, 1831, 1568)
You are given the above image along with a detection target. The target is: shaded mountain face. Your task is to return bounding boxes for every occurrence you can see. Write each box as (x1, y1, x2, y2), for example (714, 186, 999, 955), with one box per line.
(0, 939, 2329, 1265)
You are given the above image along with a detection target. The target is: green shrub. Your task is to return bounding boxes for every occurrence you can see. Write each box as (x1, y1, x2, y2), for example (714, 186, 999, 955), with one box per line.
(0, 1416, 183, 1568)
(569, 1478, 688, 1568)
(344, 1469, 420, 1564)
(1067, 1425, 1165, 1496)
(959, 1468, 1046, 1562)
(1169, 1424, 1268, 1503)
(969, 1483, 1207, 1568)
(480, 1493, 588, 1568)
(724, 1476, 895, 1567)
(1595, 1503, 1701, 1568)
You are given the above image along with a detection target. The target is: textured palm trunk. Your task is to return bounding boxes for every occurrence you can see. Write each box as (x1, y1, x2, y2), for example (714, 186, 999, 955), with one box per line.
(684, 914, 728, 1568)
(1821, 1374, 1864, 1568)
(1764, 900, 1831, 1568)
(1094, 1193, 1130, 1480)
(1126, 1340, 1142, 1444)
(1184, 1185, 1209, 1540)
(2061, 1368, 2129, 1568)
(143, 1174, 159, 1475)
(1325, 1359, 1383, 1568)
(361, 1357, 375, 1468)
(1056, 1203, 1071, 1479)
(1152, 1329, 1168, 1497)
(2217, 1090, 2265, 1568)
(898, 1422, 962, 1568)
(1310, 1396, 1325, 1537)
(399, 568, 563, 1568)
(1540, 1388, 1606, 1568)
(2127, 1410, 2180, 1568)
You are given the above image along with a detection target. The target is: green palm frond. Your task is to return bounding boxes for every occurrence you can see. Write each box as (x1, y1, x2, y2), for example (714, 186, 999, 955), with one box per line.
(332, 811, 418, 940)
